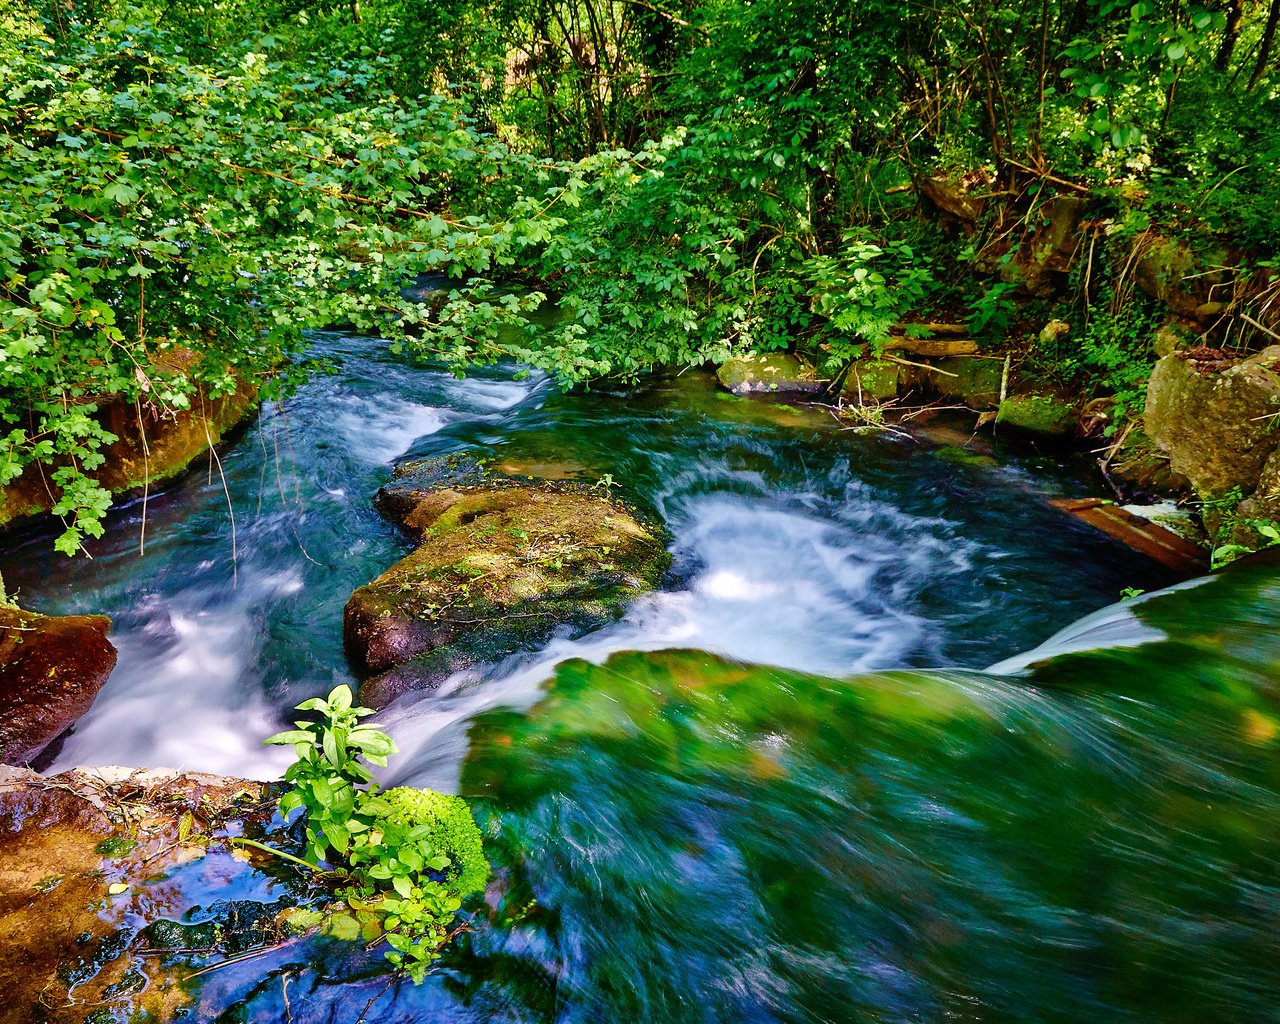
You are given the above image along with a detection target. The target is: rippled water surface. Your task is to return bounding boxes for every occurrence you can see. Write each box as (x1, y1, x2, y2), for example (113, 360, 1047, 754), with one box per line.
(6, 333, 1275, 1022)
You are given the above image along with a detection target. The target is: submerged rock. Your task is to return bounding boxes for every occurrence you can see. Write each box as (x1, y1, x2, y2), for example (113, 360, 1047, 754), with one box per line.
(716, 353, 825, 396)
(0, 606, 117, 764)
(345, 456, 670, 706)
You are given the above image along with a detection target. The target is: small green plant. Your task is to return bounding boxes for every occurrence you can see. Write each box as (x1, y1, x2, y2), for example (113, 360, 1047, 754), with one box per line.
(261, 685, 489, 983)
(1119, 587, 1146, 600)
(967, 281, 1020, 340)
(1211, 519, 1280, 569)
(592, 473, 617, 496)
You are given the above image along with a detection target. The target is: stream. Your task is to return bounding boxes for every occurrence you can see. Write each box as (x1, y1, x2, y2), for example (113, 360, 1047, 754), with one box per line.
(4, 332, 1277, 1021)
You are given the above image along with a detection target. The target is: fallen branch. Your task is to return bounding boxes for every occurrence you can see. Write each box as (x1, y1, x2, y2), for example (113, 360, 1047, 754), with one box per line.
(883, 338, 979, 357)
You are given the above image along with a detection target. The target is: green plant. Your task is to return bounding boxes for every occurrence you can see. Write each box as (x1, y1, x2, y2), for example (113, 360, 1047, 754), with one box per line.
(265, 685, 395, 863)
(1120, 586, 1146, 600)
(967, 281, 1020, 340)
(262, 685, 489, 983)
(1211, 519, 1280, 569)
(1037, 296, 1158, 436)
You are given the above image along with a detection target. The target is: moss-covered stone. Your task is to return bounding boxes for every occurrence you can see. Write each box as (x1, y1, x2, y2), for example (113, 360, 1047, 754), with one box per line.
(1146, 346, 1280, 500)
(0, 369, 258, 532)
(715, 353, 825, 396)
(928, 356, 1005, 409)
(0, 607, 117, 765)
(841, 359, 900, 403)
(346, 457, 670, 706)
(995, 394, 1077, 438)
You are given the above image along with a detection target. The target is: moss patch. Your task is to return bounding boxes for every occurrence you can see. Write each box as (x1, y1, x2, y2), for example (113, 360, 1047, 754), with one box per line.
(841, 359, 900, 403)
(995, 394, 1077, 438)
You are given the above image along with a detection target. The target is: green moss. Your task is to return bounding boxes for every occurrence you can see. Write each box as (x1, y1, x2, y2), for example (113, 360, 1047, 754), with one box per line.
(931, 357, 1005, 408)
(842, 359, 900, 402)
(377, 787, 489, 899)
(995, 395, 1077, 437)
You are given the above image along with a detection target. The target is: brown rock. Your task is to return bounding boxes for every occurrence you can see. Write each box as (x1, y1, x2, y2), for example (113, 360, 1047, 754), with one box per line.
(0, 365, 258, 531)
(1145, 346, 1280, 499)
(345, 456, 669, 706)
(0, 608, 117, 764)
(0, 765, 279, 1023)
(1133, 235, 1198, 315)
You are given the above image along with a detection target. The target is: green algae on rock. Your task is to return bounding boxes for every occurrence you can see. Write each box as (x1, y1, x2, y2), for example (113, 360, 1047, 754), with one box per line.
(345, 456, 670, 707)
(0, 607, 117, 765)
(841, 358, 901, 403)
(995, 394, 1077, 438)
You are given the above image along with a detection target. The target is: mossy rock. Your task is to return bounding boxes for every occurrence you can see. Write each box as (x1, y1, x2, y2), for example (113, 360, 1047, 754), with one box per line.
(841, 359, 900, 403)
(929, 356, 1005, 409)
(0, 607, 117, 764)
(0, 370, 258, 532)
(995, 395, 1077, 438)
(346, 457, 670, 706)
(715, 354, 825, 396)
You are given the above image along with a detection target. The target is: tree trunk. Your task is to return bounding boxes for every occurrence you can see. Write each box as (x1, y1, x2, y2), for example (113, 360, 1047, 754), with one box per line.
(1249, 0, 1280, 90)
(1216, 0, 1243, 71)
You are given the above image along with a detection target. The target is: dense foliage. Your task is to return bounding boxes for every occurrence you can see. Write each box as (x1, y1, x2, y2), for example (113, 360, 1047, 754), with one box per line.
(4, 0, 1280, 549)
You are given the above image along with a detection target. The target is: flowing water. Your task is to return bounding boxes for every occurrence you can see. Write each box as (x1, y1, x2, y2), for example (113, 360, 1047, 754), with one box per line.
(4, 333, 1277, 1021)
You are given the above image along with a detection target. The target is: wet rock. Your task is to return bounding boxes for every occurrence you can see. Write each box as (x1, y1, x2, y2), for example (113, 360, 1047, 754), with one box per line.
(0, 765, 280, 1023)
(0, 356, 258, 531)
(716, 353, 825, 396)
(1145, 346, 1280, 499)
(841, 359, 900, 403)
(1108, 428, 1192, 499)
(346, 456, 670, 706)
(0, 607, 117, 765)
(995, 395, 1077, 438)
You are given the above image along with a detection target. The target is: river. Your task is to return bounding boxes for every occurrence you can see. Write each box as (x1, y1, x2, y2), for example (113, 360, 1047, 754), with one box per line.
(7, 332, 1275, 1021)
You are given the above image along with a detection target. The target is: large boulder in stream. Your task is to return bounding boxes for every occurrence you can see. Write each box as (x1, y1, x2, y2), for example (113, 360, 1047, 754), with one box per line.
(344, 455, 670, 707)
(1146, 347, 1280, 532)
(0, 606, 117, 764)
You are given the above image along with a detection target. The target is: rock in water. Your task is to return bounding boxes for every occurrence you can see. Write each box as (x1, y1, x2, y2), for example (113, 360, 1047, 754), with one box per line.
(344, 456, 669, 706)
(0, 607, 117, 764)
(715, 354, 825, 396)
(995, 394, 1077, 438)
